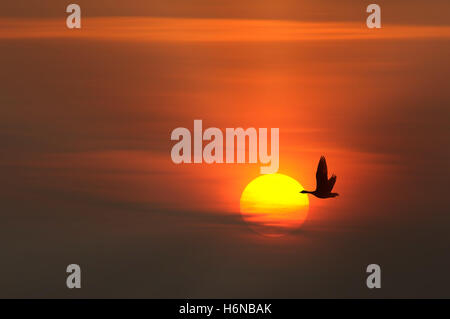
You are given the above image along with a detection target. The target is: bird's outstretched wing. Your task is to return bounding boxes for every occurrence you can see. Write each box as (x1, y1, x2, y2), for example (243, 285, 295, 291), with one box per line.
(327, 174, 337, 192)
(316, 156, 328, 191)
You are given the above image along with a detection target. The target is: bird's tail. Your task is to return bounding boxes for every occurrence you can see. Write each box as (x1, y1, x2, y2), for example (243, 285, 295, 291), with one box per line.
(330, 192, 339, 197)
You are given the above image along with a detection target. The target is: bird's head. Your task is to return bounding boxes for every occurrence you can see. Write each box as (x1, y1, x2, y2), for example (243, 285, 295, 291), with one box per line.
(300, 190, 307, 194)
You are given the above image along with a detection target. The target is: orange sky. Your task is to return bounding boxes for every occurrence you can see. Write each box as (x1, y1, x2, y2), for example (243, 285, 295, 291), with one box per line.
(2, 15, 449, 218)
(2, 16, 447, 217)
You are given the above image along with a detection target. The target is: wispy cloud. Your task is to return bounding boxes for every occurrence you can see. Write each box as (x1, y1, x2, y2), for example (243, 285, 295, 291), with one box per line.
(2, 17, 450, 41)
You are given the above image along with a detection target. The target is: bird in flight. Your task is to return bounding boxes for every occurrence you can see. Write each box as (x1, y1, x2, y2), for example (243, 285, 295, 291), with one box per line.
(300, 156, 339, 198)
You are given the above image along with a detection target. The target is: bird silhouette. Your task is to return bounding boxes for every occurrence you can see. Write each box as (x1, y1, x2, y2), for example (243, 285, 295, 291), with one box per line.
(300, 156, 339, 198)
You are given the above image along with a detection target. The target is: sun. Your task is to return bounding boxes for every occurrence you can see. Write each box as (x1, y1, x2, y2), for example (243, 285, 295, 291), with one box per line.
(240, 173, 309, 237)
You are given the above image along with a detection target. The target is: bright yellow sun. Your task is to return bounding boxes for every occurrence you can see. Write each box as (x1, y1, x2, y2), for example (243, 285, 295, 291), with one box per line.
(240, 173, 309, 237)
